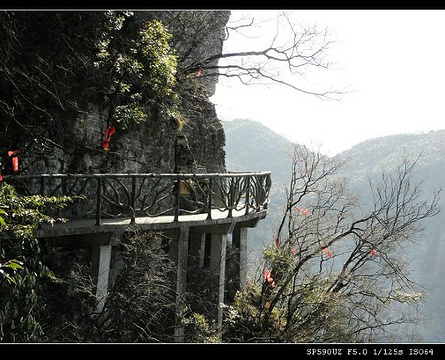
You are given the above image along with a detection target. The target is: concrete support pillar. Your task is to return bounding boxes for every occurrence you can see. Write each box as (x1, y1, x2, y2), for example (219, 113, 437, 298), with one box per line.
(209, 233, 227, 336)
(174, 225, 189, 343)
(91, 245, 112, 313)
(189, 231, 206, 268)
(232, 226, 248, 291)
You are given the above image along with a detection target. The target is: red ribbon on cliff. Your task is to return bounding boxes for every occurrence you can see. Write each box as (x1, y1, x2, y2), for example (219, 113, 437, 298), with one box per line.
(8, 149, 19, 172)
(101, 126, 116, 151)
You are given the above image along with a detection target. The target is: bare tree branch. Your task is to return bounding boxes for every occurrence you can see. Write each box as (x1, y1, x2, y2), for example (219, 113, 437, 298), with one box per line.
(225, 144, 440, 342)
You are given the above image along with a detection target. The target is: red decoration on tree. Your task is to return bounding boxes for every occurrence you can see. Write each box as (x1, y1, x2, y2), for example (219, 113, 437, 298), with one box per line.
(101, 126, 116, 151)
(275, 237, 279, 248)
(264, 269, 276, 288)
(11, 157, 19, 172)
(0, 174, 3, 182)
(7, 150, 19, 157)
(302, 209, 308, 216)
(7, 149, 19, 172)
(323, 248, 333, 259)
(370, 249, 378, 256)
(196, 67, 202, 77)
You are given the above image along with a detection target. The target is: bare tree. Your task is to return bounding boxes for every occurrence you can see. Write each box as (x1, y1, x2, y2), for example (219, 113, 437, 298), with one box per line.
(175, 11, 344, 100)
(223, 145, 440, 342)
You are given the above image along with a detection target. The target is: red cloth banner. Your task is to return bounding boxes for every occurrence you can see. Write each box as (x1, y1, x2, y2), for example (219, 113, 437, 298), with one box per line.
(7, 149, 19, 172)
(323, 248, 333, 259)
(7, 150, 19, 157)
(264, 269, 276, 288)
(11, 156, 18, 172)
(101, 126, 116, 151)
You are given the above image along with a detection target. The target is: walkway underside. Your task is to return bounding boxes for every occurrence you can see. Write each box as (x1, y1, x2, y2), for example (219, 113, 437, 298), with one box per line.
(34, 207, 267, 342)
(34, 208, 267, 244)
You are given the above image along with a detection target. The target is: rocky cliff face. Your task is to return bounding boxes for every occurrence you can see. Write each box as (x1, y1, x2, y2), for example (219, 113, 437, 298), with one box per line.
(23, 11, 229, 176)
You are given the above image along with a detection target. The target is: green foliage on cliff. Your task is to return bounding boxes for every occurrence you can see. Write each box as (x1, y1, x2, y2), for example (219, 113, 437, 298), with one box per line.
(0, 11, 178, 154)
(93, 12, 178, 130)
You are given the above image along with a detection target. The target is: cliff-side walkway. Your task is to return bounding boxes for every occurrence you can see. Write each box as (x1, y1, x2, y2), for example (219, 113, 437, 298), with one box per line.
(4, 171, 271, 341)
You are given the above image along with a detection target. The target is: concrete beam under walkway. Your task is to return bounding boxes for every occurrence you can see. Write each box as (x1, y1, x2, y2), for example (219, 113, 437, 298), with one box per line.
(35, 210, 267, 342)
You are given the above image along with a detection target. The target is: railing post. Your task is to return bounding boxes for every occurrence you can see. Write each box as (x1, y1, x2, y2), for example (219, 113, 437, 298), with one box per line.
(130, 176, 136, 224)
(174, 175, 181, 222)
(228, 176, 234, 218)
(263, 174, 271, 209)
(207, 176, 213, 220)
(245, 175, 250, 215)
(95, 177, 102, 226)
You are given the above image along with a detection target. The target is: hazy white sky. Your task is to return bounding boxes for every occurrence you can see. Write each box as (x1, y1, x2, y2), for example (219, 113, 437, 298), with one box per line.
(210, 10, 445, 155)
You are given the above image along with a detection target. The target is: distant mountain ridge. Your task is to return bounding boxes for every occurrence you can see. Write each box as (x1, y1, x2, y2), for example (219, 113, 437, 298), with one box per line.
(340, 129, 445, 184)
(223, 119, 293, 181)
(223, 119, 294, 269)
(223, 118, 445, 342)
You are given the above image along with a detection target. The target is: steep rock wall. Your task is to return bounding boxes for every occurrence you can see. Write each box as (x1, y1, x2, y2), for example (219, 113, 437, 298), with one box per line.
(23, 10, 229, 176)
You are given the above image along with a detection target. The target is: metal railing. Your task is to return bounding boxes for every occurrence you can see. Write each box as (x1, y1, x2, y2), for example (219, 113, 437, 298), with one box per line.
(4, 172, 271, 226)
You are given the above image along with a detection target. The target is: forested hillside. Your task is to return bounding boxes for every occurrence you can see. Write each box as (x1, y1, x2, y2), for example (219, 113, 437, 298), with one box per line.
(224, 119, 445, 342)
